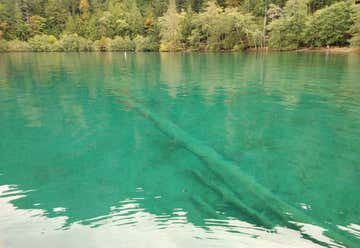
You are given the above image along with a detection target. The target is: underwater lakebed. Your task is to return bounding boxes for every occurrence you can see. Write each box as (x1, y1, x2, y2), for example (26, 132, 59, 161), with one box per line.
(0, 52, 359, 247)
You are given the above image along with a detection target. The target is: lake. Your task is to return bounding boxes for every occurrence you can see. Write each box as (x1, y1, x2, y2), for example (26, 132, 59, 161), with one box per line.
(0, 52, 359, 248)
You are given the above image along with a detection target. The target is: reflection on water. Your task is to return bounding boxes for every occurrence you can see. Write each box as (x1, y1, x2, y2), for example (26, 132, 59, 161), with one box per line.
(0, 53, 359, 247)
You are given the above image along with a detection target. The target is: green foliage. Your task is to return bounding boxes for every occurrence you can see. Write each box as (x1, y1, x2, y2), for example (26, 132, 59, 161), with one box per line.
(133, 35, 159, 51)
(179, 7, 195, 48)
(189, 1, 262, 51)
(65, 15, 96, 40)
(305, 1, 353, 47)
(110, 36, 135, 51)
(78, 38, 93, 52)
(0, 2, 22, 40)
(148, 0, 169, 16)
(96, 11, 123, 38)
(225, 8, 263, 49)
(349, 5, 360, 47)
(283, 0, 307, 18)
(29, 15, 46, 37)
(191, 1, 225, 50)
(7, 40, 31, 52)
(44, 0, 68, 36)
(93, 37, 111, 52)
(124, 0, 144, 36)
(28, 34, 58, 52)
(159, 0, 185, 51)
(308, 0, 343, 12)
(94, 0, 143, 39)
(0, 0, 358, 52)
(225, 0, 243, 8)
(58, 34, 92, 52)
(267, 4, 283, 21)
(268, 0, 308, 50)
(0, 39, 7, 52)
(92, 0, 143, 39)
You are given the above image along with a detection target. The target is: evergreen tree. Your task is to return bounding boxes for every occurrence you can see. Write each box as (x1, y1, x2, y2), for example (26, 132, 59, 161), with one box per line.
(159, 0, 185, 51)
(44, 0, 68, 36)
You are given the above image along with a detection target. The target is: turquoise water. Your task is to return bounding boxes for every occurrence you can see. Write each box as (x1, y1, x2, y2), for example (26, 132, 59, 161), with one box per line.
(0, 53, 359, 247)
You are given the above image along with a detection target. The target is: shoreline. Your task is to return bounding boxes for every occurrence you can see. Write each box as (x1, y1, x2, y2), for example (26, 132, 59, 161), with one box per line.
(246, 47, 360, 54)
(294, 47, 360, 54)
(1, 47, 360, 54)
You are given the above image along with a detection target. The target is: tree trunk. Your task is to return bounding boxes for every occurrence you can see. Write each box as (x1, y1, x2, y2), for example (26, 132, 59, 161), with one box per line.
(262, 0, 268, 48)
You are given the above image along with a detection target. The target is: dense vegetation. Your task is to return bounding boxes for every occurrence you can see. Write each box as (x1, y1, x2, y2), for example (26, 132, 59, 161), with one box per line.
(0, 0, 359, 52)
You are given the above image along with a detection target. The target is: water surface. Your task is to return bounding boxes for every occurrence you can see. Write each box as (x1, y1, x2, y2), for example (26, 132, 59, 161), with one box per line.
(0, 53, 359, 247)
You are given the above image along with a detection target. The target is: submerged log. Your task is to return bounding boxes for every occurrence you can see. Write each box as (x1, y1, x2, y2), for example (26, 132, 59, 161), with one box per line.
(123, 98, 358, 248)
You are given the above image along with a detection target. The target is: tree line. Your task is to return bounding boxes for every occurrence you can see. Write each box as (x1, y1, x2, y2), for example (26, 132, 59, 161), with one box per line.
(0, 0, 359, 52)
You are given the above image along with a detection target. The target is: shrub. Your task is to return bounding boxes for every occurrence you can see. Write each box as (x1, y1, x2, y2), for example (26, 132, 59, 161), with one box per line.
(110, 36, 135, 51)
(0, 39, 7, 52)
(78, 37, 93, 51)
(93, 37, 111, 52)
(305, 1, 353, 47)
(232, 44, 246, 52)
(7, 40, 31, 52)
(28, 34, 58, 52)
(58, 34, 92, 52)
(133, 35, 159, 52)
(59, 34, 80, 51)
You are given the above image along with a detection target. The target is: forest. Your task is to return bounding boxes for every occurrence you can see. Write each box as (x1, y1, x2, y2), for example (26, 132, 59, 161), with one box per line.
(0, 0, 359, 52)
